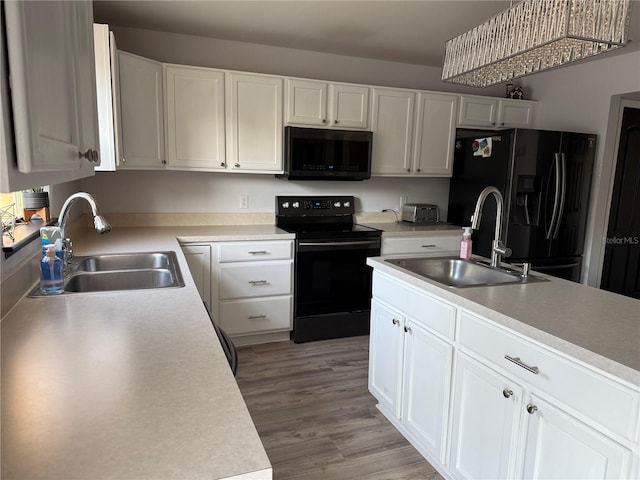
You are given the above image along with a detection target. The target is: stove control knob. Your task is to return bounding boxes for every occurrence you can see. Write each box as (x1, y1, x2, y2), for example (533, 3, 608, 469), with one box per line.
(292, 202, 300, 208)
(344, 201, 351, 208)
(334, 201, 341, 208)
(282, 202, 290, 209)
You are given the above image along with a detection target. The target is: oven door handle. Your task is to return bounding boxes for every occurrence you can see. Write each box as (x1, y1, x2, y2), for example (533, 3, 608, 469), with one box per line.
(298, 240, 380, 251)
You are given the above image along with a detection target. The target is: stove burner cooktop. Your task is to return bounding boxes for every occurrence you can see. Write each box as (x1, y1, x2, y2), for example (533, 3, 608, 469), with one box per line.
(275, 195, 381, 240)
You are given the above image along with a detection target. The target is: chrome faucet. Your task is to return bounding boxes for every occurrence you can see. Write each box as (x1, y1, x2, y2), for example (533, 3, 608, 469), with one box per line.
(57, 192, 111, 267)
(470, 186, 511, 267)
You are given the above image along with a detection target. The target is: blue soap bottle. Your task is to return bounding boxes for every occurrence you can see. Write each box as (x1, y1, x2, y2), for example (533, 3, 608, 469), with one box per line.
(40, 244, 64, 295)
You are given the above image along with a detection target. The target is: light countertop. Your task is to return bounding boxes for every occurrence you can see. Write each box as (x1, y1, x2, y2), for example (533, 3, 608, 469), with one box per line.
(368, 256, 640, 386)
(1, 226, 294, 480)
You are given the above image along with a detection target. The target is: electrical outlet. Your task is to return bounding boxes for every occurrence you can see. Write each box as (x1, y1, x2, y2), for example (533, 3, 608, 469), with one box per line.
(240, 195, 248, 209)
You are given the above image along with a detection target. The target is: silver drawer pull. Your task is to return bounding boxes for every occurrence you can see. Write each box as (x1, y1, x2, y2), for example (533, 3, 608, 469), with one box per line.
(421, 244, 437, 248)
(249, 251, 269, 255)
(248, 280, 269, 285)
(504, 355, 539, 375)
(248, 315, 268, 320)
(526, 404, 538, 415)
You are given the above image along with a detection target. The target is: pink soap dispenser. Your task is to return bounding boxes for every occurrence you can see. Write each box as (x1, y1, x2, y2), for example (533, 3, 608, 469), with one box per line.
(460, 227, 473, 260)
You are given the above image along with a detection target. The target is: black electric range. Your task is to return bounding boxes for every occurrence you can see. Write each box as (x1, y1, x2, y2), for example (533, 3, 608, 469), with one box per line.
(276, 196, 382, 343)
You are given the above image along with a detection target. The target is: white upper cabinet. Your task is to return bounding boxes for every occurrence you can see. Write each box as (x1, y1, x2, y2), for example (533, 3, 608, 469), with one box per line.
(226, 72, 283, 173)
(458, 94, 536, 129)
(165, 65, 225, 171)
(285, 78, 369, 129)
(94, 24, 122, 172)
(370, 88, 415, 175)
(118, 51, 165, 169)
(285, 79, 327, 126)
(371, 89, 456, 177)
(412, 92, 457, 176)
(1, 0, 98, 191)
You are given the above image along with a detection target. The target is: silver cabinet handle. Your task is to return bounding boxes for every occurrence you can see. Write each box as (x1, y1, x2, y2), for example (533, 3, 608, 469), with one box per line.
(234, 163, 240, 168)
(392, 318, 400, 325)
(220, 162, 226, 167)
(322, 119, 326, 124)
(421, 244, 437, 248)
(248, 280, 268, 285)
(503, 388, 513, 399)
(505, 355, 539, 375)
(334, 119, 338, 125)
(161, 160, 167, 165)
(404, 326, 412, 333)
(248, 315, 267, 320)
(526, 404, 538, 414)
(249, 251, 269, 255)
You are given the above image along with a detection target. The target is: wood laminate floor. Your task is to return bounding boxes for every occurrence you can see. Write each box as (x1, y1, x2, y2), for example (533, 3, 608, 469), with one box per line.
(235, 335, 443, 480)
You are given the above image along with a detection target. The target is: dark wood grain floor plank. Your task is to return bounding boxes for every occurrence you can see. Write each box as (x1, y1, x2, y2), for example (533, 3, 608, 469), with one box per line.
(235, 335, 443, 480)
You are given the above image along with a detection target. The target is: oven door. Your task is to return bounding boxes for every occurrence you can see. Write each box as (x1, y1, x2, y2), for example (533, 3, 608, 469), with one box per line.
(295, 237, 381, 318)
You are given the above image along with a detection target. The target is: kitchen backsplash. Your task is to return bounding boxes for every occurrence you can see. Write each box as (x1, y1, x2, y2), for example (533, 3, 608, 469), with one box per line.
(81, 170, 451, 218)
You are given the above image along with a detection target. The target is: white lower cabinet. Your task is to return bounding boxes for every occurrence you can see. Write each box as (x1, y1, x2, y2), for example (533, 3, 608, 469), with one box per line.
(522, 394, 630, 480)
(381, 234, 461, 257)
(369, 273, 455, 465)
(449, 352, 523, 480)
(214, 240, 293, 343)
(368, 271, 639, 480)
(181, 244, 212, 312)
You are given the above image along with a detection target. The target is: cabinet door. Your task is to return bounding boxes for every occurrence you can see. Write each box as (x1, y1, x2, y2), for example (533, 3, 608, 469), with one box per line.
(449, 353, 523, 480)
(4, 1, 97, 174)
(402, 318, 453, 464)
(522, 395, 631, 480)
(165, 66, 225, 171)
(182, 244, 212, 312)
(498, 99, 535, 128)
(285, 78, 327, 126)
(94, 25, 121, 172)
(368, 299, 405, 419)
(370, 88, 414, 175)
(329, 83, 369, 129)
(413, 92, 457, 176)
(118, 51, 165, 169)
(226, 73, 283, 173)
(458, 95, 498, 127)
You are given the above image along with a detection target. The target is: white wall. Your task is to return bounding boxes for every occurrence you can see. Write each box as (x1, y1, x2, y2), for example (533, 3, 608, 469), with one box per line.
(520, 50, 640, 286)
(109, 26, 505, 96)
(81, 171, 450, 218)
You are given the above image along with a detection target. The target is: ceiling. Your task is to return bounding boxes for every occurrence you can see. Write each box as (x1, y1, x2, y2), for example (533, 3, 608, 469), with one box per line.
(93, 0, 640, 69)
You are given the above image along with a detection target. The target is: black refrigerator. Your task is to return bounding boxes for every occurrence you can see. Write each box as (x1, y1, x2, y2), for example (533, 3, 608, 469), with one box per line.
(448, 129, 597, 282)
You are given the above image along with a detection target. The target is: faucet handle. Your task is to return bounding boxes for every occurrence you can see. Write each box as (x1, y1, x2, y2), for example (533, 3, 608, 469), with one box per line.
(494, 241, 512, 258)
(62, 238, 73, 268)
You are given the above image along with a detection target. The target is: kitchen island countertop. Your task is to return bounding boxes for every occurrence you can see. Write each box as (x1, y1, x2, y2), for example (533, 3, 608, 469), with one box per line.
(1, 225, 294, 480)
(368, 256, 640, 386)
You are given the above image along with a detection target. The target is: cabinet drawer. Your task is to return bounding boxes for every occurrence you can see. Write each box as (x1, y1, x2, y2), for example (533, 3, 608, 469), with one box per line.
(373, 272, 455, 339)
(458, 311, 639, 441)
(218, 241, 293, 263)
(220, 296, 292, 335)
(381, 235, 460, 256)
(219, 261, 292, 299)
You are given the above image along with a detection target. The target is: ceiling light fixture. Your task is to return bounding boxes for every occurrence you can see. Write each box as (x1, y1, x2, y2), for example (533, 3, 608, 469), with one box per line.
(442, 0, 632, 87)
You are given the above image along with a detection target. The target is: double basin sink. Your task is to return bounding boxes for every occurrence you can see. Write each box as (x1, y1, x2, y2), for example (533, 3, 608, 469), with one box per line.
(385, 256, 547, 288)
(30, 251, 184, 296)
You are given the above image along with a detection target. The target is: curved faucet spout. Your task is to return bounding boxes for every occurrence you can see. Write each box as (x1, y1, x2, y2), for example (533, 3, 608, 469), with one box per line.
(57, 192, 112, 235)
(470, 186, 510, 267)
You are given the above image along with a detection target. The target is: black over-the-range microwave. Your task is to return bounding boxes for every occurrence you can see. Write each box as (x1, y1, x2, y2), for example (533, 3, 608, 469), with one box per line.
(277, 126, 373, 181)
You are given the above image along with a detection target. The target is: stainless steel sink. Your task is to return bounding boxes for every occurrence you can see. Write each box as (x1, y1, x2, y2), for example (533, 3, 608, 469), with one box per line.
(385, 256, 547, 288)
(77, 252, 174, 272)
(29, 251, 184, 296)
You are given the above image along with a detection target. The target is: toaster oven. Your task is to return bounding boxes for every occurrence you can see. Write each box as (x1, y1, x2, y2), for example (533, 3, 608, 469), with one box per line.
(401, 204, 440, 224)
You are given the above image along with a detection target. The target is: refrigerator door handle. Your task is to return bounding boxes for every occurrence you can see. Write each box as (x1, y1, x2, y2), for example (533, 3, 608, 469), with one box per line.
(552, 153, 567, 239)
(546, 153, 561, 240)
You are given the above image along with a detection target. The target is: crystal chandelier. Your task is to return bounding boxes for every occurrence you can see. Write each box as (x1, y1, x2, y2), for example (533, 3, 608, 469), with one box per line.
(442, 0, 633, 87)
